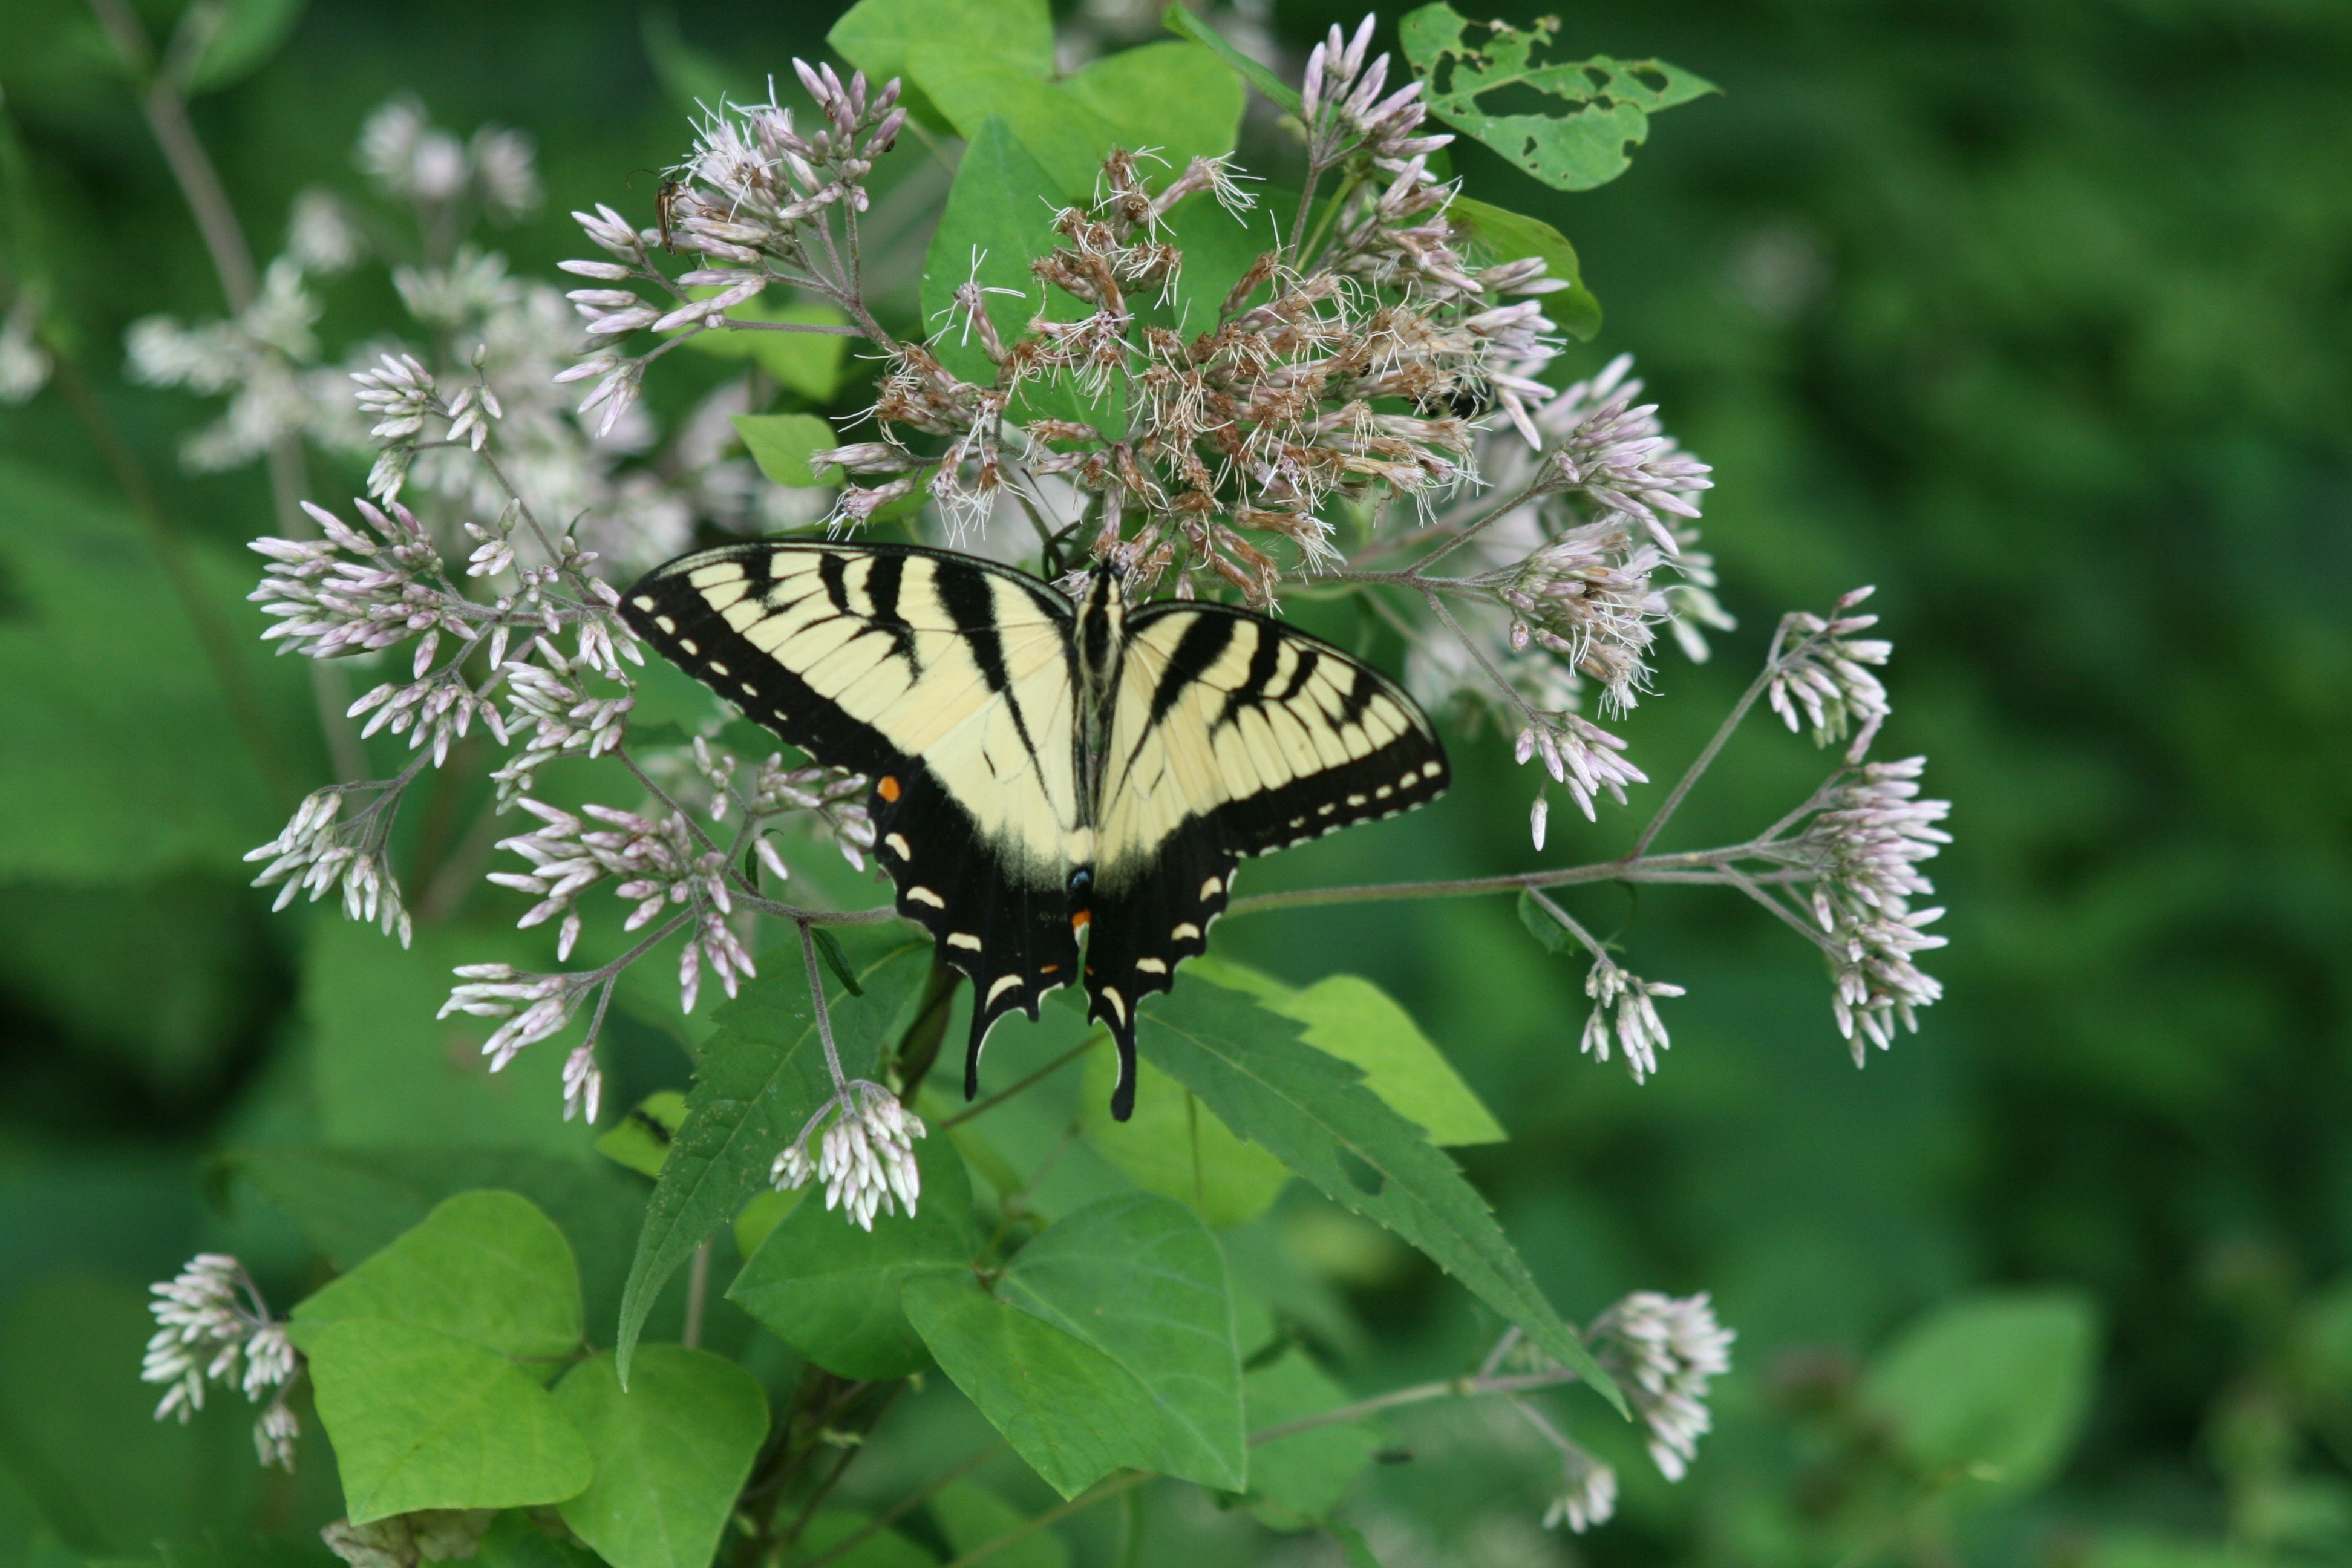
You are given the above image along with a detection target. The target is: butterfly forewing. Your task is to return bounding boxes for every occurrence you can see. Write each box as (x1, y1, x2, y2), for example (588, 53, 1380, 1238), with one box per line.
(621, 542, 1088, 1072)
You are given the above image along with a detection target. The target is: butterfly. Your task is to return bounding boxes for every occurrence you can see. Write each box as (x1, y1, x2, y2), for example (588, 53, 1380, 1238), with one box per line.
(621, 542, 1449, 1119)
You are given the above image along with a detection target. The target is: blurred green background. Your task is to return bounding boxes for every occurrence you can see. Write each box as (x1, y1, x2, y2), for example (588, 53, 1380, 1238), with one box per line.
(2, 0, 2349, 1563)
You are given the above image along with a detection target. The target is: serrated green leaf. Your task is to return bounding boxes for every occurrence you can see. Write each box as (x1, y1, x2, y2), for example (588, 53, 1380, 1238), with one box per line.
(995, 1192, 1246, 1491)
(1134, 983, 1621, 1411)
(1400, 3, 1716, 192)
(685, 301, 852, 400)
(1079, 1048, 1290, 1227)
(1186, 958, 1506, 1146)
(292, 1191, 583, 1370)
(595, 1091, 688, 1178)
(1445, 197, 1601, 341)
(929, 1480, 1068, 1568)
(1158, 5, 1299, 113)
(1056, 42, 1244, 175)
(734, 413, 841, 489)
(1863, 1290, 2100, 1497)
(289, 1318, 593, 1523)
(1246, 1350, 1376, 1526)
(728, 1135, 974, 1379)
(218, 1145, 645, 1336)
(551, 1348, 770, 1568)
(614, 931, 929, 1382)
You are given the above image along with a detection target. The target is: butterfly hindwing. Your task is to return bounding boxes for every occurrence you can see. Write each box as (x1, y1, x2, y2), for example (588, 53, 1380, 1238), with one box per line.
(621, 541, 1087, 1075)
(1083, 603, 1450, 1100)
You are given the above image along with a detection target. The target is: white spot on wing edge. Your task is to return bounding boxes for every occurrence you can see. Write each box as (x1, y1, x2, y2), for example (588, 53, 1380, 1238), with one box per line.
(654, 615, 676, 633)
(1199, 877, 1222, 901)
(947, 932, 982, 951)
(907, 886, 946, 908)
(632, 595, 657, 611)
(1100, 987, 1126, 1022)
(885, 834, 911, 858)
(1135, 957, 1168, 975)
(1171, 922, 1200, 942)
(987, 974, 1023, 1004)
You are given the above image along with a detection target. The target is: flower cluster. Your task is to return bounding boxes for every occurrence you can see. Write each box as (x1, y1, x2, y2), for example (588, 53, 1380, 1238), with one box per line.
(773, 1080, 927, 1232)
(141, 1253, 302, 1471)
(244, 785, 413, 946)
(1797, 756, 1951, 1058)
(1769, 587, 1894, 758)
(0, 295, 53, 405)
(1578, 958, 1685, 1083)
(1592, 1290, 1736, 1483)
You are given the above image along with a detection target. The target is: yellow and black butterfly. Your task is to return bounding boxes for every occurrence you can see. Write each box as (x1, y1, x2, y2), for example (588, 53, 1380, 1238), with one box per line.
(621, 543, 1449, 1119)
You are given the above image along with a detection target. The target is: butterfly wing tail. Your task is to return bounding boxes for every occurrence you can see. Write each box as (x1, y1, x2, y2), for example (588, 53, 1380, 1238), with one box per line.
(1084, 822, 1238, 1120)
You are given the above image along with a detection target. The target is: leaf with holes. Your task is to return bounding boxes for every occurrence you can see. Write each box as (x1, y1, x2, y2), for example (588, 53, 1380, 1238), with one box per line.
(1400, 3, 1716, 192)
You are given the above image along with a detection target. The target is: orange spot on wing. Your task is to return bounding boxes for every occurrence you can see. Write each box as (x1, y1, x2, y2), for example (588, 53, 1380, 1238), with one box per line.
(877, 775, 901, 802)
(1070, 909, 1091, 932)
(1040, 964, 1060, 975)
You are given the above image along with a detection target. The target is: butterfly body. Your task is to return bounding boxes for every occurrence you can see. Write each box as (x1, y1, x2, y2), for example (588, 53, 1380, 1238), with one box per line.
(622, 541, 1449, 1118)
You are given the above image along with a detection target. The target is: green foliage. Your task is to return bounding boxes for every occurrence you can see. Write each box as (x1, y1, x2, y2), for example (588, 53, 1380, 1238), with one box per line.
(550, 1348, 770, 1568)
(1399, 3, 1716, 191)
(292, 1191, 584, 1366)
(687, 305, 852, 402)
(727, 1135, 973, 1379)
(918, 117, 1067, 399)
(1861, 1290, 2101, 1496)
(1443, 197, 1602, 341)
(184, 0, 309, 94)
(732, 413, 841, 490)
(903, 1192, 1244, 1498)
(786, 1513, 933, 1568)
(1053, 44, 1244, 180)
(593, 1091, 688, 1180)
(828, 0, 1054, 132)
(1135, 980, 1619, 1409)
(1186, 959, 1507, 1146)
(1243, 1350, 1378, 1527)
(1158, 4, 1301, 114)
(0, 460, 304, 881)
(615, 932, 929, 1380)
(928, 1481, 1068, 1568)
(1079, 1048, 1292, 1229)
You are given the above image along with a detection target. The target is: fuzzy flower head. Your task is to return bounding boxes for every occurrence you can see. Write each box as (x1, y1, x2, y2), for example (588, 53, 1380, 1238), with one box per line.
(141, 1254, 302, 1471)
(1579, 959, 1685, 1083)
(1592, 1290, 1734, 1482)
(773, 1082, 927, 1231)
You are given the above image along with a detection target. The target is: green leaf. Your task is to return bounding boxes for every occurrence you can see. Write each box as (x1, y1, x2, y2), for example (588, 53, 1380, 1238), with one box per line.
(0, 459, 310, 881)
(901, 1273, 1163, 1500)
(614, 932, 930, 1382)
(1514, 889, 1577, 956)
(1135, 982, 1621, 1411)
(595, 1091, 689, 1178)
(292, 1191, 583, 1369)
(1186, 959, 1506, 1146)
(186, 0, 308, 93)
(1321, 1518, 1385, 1568)
(918, 115, 1097, 428)
(908, 50, 1125, 203)
(217, 1145, 646, 1336)
(475, 1511, 604, 1568)
(1862, 1290, 2101, 1495)
(685, 301, 852, 400)
(905, 1194, 1244, 1497)
(1158, 4, 1299, 113)
(304, 918, 596, 1158)
(551, 1348, 771, 1568)
(289, 1318, 594, 1523)
(994, 1192, 1246, 1491)
(929, 1481, 1068, 1568)
(1399, 3, 1717, 192)
(731, 1187, 802, 1259)
(1244, 1350, 1376, 1526)
(1056, 43, 1244, 175)
(829, 0, 1053, 132)
(784, 1514, 935, 1568)
(1444, 196, 1602, 341)
(1079, 1048, 1290, 1228)
(728, 1135, 975, 1379)
(734, 413, 842, 489)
